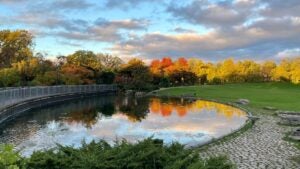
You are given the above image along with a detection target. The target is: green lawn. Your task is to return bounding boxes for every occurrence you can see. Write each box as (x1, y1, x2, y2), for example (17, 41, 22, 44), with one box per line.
(156, 82, 300, 112)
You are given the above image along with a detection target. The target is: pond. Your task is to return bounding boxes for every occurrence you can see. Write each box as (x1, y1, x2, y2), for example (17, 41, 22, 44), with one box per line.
(0, 95, 247, 156)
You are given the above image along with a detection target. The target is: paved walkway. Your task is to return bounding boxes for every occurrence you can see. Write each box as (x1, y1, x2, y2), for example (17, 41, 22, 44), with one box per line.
(200, 114, 300, 169)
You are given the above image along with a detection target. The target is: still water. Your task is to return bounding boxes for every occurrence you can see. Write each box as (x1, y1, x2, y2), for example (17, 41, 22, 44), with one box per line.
(0, 95, 247, 156)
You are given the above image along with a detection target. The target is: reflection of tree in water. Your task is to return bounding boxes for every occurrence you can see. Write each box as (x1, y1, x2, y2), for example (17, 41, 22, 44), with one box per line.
(115, 96, 150, 122)
(149, 97, 246, 118)
(98, 104, 115, 117)
(66, 106, 99, 128)
(62, 96, 115, 128)
(66, 96, 150, 125)
(150, 97, 194, 117)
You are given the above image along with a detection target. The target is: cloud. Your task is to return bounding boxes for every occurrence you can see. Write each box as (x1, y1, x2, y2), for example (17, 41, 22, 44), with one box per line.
(173, 27, 196, 33)
(167, 0, 256, 28)
(49, 0, 94, 10)
(110, 16, 300, 60)
(276, 48, 300, 59)
(0, 0, 94, 10)
(2, 0, 300, 61)
(260, 0, 300, 18)
(1, 0, 94, 31)
(53, 18, 149, 42)
(0, 0, 28, 3)
(94, 18, 149, 30)
(104, 0, 161, 10)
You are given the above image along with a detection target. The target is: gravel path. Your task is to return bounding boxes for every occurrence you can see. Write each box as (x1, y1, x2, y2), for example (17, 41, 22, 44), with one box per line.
(200, 114, 300, 169)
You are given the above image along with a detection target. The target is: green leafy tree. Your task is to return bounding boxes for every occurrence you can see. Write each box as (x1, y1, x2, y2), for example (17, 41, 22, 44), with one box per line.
(117, 58, 153, 91)
(98, 71, 115, 84)
(0, 68, 20, 87)
(67, 50, 102, 72)
(169, 70, 197, 86)
(97, 53, 123, 72)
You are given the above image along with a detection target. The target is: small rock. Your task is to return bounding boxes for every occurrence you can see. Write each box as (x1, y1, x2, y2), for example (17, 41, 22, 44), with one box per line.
(236, 99, 250, 105)
(263, 106, 277, 111)
(278, 113, 300, 126)
(289, 128, 300, 141)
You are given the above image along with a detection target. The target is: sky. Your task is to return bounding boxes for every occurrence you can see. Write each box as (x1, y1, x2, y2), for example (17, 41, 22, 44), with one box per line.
(0, 0, 300, 62)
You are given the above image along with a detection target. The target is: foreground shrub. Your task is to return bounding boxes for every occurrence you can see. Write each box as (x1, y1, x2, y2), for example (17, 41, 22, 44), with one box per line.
(0, 144, 24, 169)
(1, 139, 235, 169)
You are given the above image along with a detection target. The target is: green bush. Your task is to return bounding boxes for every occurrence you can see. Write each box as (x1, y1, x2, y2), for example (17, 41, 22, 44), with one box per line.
(1, 139, 235, 169)
(0, 144, 24, 169)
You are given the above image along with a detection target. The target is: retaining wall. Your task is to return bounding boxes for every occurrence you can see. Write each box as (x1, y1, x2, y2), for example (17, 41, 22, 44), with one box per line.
(0, 85, 117, 124)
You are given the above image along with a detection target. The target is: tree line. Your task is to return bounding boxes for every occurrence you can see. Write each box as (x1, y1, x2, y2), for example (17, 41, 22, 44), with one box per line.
(0, 30, 299, 90)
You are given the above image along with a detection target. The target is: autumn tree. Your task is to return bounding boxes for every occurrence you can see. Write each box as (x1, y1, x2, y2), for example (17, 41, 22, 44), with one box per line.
(61, 64, 94, 85)
(0, 30, 33, 68)
(12, 54, 55, 86)
(218, 58, 237, 83)
(188, 58, 209, 84)
(150, 59, 161, 76)
(160, 57, 174, 76)
(289, 57, 300, 84)
(174, 57, 188, 71)
(236, 60, 262, 82)
(272, 59, 291, 82)
(261, 60, 276, 81)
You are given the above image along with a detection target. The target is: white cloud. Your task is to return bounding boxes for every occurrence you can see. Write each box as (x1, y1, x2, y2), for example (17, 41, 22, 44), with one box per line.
(276, 48, 300, 58)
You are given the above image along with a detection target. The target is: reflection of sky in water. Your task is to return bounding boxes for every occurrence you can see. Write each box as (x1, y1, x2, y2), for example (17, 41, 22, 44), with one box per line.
(0, 96, 247, 156)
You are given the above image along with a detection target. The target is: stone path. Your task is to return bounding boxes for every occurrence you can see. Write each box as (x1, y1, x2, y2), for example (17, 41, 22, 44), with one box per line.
(200, 114, 300, 169)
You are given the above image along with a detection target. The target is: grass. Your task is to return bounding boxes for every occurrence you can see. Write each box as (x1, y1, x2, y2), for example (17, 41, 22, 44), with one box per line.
(156, 82, 300, 112)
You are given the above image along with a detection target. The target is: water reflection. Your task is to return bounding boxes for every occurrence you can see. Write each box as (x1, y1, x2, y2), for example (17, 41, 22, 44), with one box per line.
(0, 95, 247, 156)
(149, 98, 245, 119)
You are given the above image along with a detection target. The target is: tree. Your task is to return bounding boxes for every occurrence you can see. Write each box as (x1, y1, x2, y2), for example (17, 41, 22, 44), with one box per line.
(11, 56, 55, 86)
(33, 71, 58, 86)
(272, 59, 291, 82)
(160, 57, 174, 76)
(174, 57, 188, 71)
(98, 71, 115, 84)
(261, 60, 276, 81)
(236, 60, 262, 82)
(290, 57, 300, 84)
(169, 70, 197, 86)
(188, 58, 208, 84)
(61, 64, 95, 85)
(150, 59, 161, 75)
(97, 53, 123, 72)
(0, 68, 20, 87)
(117, 58, 153, 91)
(0, 30, 33, 68)
(67, 50, 102, 72)
(12, 57, 40, 85)
(219, 58, 237, 83)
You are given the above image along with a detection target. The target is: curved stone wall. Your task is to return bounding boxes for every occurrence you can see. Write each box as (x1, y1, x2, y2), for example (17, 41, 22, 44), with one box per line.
(0, 85, 117, 124)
